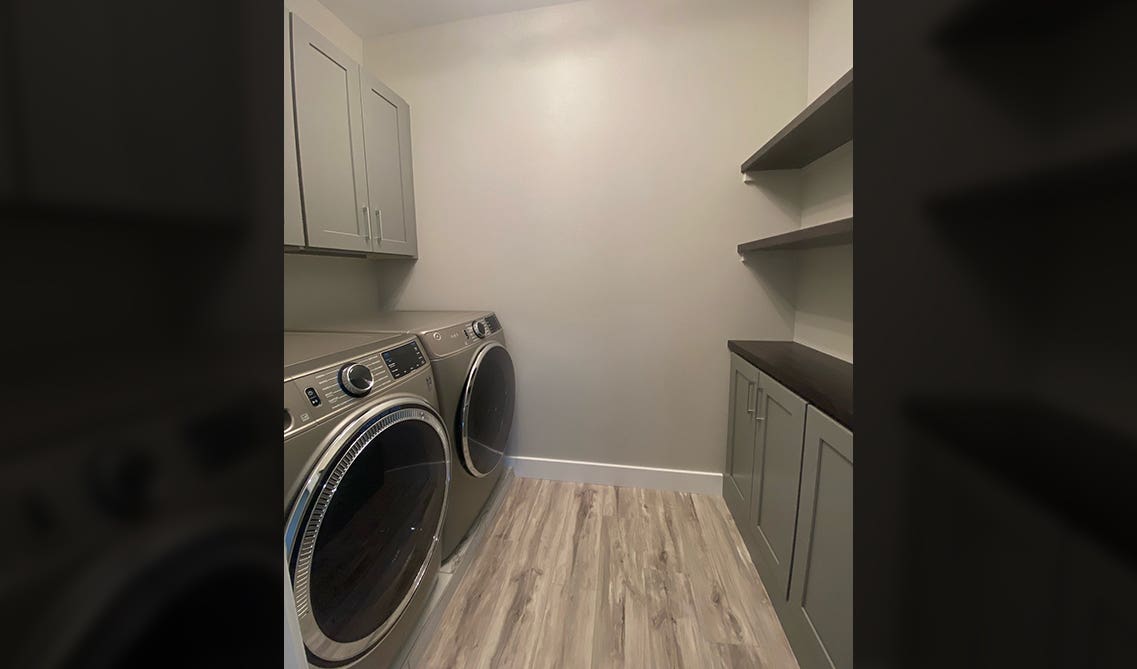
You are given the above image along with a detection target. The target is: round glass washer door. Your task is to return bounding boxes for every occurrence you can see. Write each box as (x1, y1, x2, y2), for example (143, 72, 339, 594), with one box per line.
(286, 400, 449, 666)
(459, 342, 516, 478)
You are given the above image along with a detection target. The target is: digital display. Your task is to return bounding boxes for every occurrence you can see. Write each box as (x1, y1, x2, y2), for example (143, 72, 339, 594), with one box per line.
(382, 341, 426, 379)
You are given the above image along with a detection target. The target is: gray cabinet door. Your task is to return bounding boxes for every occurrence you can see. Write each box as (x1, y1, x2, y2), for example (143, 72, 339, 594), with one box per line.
(746, 372, 807, 604)
(361, 73, 417, 257)
(289, 14, 370, 253)
(723, 353, 760, 527)
(284, 12, 304, 247)
(783, 406, 853, 669)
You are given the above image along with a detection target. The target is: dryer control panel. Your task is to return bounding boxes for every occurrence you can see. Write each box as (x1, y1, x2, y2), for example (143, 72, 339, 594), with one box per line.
(421, 313, 502, 358)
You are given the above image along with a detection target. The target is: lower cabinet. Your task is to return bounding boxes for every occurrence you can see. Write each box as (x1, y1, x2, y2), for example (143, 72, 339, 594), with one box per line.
(747, 372, 807, 603)
(724, 353, 760, 525)
(783, 406, 853, 669)
(722, 356, 853, 669)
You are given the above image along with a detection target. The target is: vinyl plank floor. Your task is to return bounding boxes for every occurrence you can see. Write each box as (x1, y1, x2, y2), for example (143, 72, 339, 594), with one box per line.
(415, 478, 799, 668)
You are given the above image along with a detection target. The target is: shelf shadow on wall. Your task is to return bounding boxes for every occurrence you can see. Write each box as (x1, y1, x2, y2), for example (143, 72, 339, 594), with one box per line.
(742, 170, 804, 225)
(737, 170, 811, 332)
(738, 248, 798, 333)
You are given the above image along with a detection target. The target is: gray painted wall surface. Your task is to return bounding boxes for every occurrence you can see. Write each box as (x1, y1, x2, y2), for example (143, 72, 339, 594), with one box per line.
(795, 0, 853, 362)
(361, 0, 807, 472)
(807, 0, 853, 103)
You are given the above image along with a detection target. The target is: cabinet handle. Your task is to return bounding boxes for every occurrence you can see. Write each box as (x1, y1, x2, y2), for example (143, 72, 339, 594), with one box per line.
(754, 387, 765, 422)
(746, 382, 755, 415)
(374, 208, 383, 241)
(360, 206, 371, 239)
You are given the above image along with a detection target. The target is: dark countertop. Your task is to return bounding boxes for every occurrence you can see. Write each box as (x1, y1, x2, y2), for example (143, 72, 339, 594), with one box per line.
(727, 340, 853, 429)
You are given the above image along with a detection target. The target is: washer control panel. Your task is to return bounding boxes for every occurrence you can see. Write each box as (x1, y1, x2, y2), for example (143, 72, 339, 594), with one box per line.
(382, 340, 426, 379)
(284, 335, 431, 438)
(309, 350, 386, 410)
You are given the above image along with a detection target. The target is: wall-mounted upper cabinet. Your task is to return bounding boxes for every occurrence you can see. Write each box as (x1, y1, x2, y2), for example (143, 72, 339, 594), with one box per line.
(284, 13, 305, 248)
(360, 72, 416, 256)
(286, 13, 417, 258)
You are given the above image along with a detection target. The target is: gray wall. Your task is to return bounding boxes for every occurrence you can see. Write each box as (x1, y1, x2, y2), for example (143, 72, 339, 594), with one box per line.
(286, 0, 363, 61)
(284, 253, 396, 324)
(795, 142, 853, 361)
(807, 0, 853, 102)
(361, 0, 808, 472)
(794, 0, 853, 361)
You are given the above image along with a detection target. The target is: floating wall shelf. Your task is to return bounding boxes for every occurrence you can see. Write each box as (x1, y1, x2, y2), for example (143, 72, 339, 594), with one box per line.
(737, 216, 853, 253)
(741, 69, 853, 173)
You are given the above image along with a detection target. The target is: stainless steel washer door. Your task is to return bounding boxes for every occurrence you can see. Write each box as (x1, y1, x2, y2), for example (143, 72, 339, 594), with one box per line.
(458, 342, 516, 478)
(285, 399, 450, 666)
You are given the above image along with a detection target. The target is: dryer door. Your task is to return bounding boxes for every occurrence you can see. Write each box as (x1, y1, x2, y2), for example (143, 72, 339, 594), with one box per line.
(285, 400, 450, 666)
(458, 342, 516, 478)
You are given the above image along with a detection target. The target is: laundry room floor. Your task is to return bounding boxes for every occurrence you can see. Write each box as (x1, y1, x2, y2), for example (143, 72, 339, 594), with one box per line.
(417, 477, 799, 668)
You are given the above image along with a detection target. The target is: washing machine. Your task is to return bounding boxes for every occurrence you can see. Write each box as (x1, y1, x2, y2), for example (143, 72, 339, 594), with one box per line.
(285, 312, 515, 561)
(284, 331, 450, 669)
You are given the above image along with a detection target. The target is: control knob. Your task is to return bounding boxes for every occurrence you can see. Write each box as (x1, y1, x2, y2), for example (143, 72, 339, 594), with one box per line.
(471, 320, 487, 338)
(339, 363, 374, 397)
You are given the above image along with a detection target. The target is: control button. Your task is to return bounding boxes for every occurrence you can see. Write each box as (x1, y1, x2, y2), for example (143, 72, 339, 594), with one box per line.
(432, 332, 442, 341)
(472, 320, 487, 338)
(339, 363, 374, 397)
(304, 387, 321, 407)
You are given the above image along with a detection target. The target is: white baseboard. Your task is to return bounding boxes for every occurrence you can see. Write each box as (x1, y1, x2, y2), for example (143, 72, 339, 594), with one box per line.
(505, 455, 722, 497)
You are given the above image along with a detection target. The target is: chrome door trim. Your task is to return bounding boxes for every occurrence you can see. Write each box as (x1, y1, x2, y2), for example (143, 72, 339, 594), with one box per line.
(458, 341, 512, 479)
(284, 396, 451, 665)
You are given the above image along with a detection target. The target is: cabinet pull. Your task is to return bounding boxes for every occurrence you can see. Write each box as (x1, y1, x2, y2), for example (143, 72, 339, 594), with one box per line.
(373, 208, 383, 241)
(746, 382, 755, 415)
(360, 206, 371, 239)
(754, 387, 765, 422)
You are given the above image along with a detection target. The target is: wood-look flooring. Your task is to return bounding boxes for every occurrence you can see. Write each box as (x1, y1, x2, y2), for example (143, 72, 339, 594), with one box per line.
(416, 477, 799, 668)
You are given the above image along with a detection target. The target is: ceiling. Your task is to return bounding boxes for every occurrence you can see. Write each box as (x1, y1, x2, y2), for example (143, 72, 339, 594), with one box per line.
(321, 0, 583, 37)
